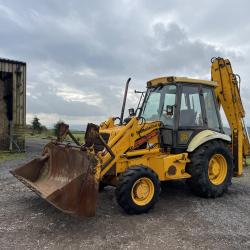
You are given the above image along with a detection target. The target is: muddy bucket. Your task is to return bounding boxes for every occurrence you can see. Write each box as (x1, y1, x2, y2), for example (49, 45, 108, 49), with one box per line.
(10, 142, 99, 216)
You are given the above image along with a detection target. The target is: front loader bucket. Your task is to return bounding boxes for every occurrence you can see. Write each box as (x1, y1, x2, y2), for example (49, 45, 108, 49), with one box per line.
(10, 142, 99, 217)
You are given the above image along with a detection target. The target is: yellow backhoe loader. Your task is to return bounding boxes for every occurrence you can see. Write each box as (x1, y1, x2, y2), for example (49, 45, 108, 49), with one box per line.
(11, 57, 250, 216)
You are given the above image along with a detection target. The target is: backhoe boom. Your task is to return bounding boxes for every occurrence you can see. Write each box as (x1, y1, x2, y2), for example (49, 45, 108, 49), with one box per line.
(211, 57, 250, 175)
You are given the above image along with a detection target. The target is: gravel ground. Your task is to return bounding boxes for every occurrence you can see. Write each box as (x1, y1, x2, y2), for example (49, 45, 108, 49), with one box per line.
(0, 138, 250, 250)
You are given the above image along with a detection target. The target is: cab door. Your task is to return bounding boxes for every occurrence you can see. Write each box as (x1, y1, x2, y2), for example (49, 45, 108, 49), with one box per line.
(140, 84, 177, 149)
(175, 84, 206, 151)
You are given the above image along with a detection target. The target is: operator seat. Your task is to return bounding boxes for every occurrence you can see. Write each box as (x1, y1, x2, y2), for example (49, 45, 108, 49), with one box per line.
(179, 109, 196, 126)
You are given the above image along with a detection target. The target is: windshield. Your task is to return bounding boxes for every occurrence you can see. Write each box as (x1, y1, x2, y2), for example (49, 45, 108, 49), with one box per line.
(141, 85, 176, 126)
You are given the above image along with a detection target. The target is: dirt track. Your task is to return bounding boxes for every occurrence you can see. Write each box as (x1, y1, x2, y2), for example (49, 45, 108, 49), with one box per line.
(0, 138, 250, 250)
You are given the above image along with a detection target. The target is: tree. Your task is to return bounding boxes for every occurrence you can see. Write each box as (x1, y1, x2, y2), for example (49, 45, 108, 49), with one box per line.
(31, 116, 42, 133)
(40, 125, 48, 133)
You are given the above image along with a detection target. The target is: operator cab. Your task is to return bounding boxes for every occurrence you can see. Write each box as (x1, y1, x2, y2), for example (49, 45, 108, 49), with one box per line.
(140, 77, 223, 153)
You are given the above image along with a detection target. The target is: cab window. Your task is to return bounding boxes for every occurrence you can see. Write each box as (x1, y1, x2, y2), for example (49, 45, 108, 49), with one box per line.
(160, 86, 176, 126)
(179, 86, 203, 127)
(203, 88, 220, 131)
(141, 85, 176, 127)
(141, 90, 161, 120)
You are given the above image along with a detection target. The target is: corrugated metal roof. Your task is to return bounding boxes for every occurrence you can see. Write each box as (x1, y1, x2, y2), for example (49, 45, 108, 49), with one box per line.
(0, 58, 26, 65)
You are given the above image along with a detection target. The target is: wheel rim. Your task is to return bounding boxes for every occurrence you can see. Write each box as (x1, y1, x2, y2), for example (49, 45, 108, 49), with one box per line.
(131, 177, 154, 206)
(208, 154, 227, 185)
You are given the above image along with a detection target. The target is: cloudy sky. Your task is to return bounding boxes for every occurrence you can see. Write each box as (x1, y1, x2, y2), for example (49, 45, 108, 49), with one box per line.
(0, 0, 250, 128)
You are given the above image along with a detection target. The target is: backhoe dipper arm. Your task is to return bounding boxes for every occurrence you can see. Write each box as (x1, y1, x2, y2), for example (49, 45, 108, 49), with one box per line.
(211, 57, 250, 175)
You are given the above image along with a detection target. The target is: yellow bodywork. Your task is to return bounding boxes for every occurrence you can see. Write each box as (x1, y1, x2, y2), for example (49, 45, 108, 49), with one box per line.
(96, 117, 191, 184)
(147, 76, 217, 87)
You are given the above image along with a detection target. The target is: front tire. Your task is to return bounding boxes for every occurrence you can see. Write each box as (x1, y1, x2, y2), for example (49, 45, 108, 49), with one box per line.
(115, 166, 160, 214)
(186, 140, 233, 198)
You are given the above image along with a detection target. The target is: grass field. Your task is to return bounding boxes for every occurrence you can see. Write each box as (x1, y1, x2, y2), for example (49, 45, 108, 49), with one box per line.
(0, 151, 26, 164)
(25, 130, 85, 144)
(70, 131, 85, 144)
(246, 156, 250, 166)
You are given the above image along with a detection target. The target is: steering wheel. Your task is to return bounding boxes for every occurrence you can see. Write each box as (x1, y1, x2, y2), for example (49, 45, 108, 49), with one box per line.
(113, 117, 122, 124)
(138, 116, 146, 125)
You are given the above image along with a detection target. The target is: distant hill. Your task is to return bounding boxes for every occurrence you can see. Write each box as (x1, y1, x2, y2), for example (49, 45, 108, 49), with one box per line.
(68, 124, 87, 131)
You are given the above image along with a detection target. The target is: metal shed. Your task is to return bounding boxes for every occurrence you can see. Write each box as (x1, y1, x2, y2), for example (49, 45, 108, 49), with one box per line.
(0, 58, 26, 151)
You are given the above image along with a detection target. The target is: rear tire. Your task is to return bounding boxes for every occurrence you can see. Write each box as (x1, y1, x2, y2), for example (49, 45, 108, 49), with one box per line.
(115, 166, 160, 214)
(186, 140, 233, 198)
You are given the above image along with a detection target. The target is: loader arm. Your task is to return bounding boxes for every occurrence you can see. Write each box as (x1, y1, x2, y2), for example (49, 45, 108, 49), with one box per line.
(98, 117, 161, 179)
(211, 57, 250, 175)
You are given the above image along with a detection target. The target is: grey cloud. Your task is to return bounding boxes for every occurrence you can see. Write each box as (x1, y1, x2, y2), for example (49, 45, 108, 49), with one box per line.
(27, 82, 105, 117)
(144, 22, 240, 78)
(0, 0, 249, 125)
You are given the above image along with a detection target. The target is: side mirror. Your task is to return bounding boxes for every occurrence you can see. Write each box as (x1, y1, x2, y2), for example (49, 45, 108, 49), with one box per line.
(166, 105, 174, 116)
(128, 108, 135, 117)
